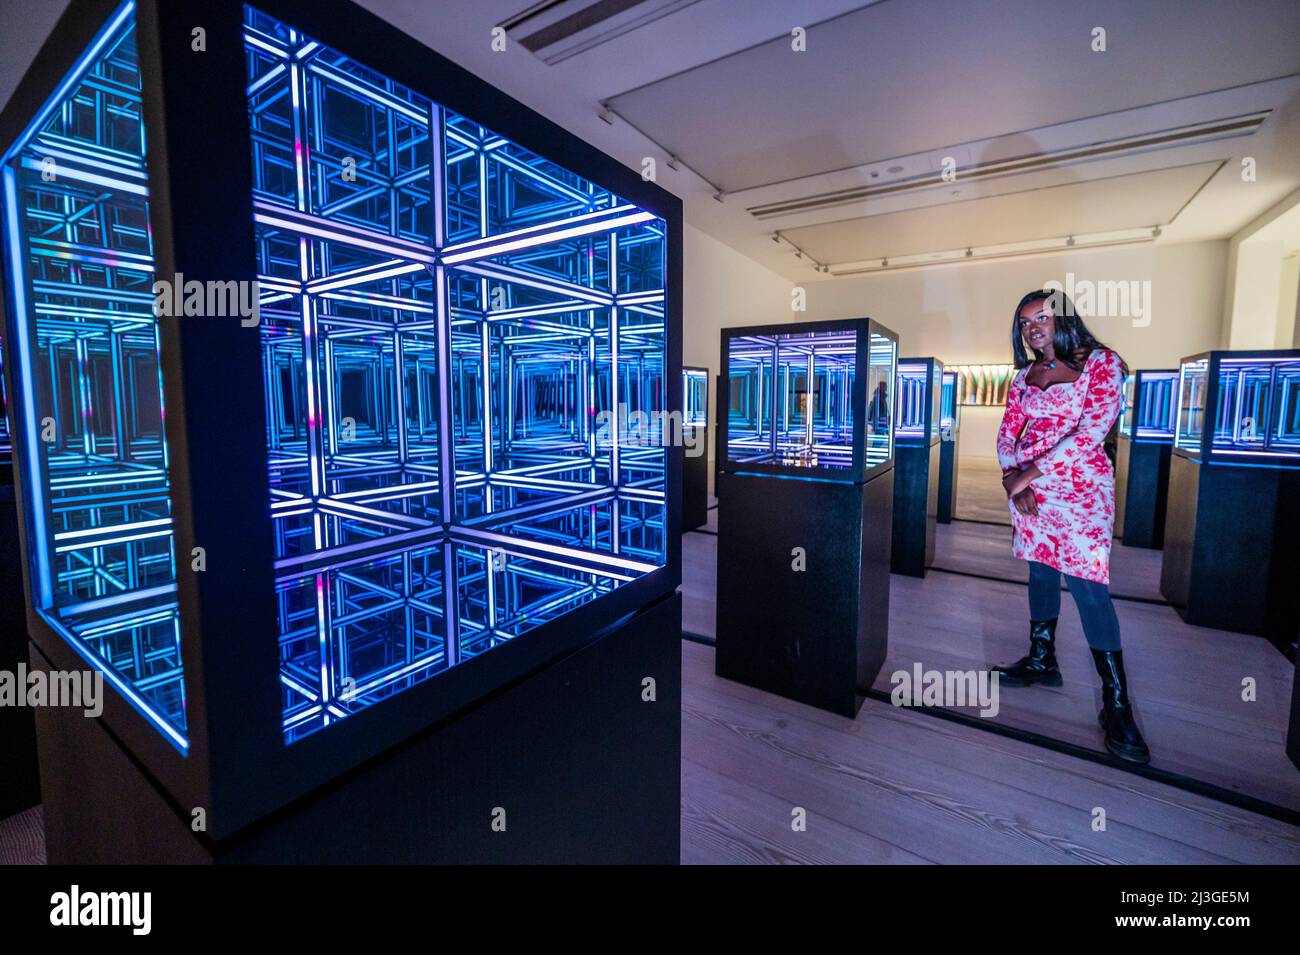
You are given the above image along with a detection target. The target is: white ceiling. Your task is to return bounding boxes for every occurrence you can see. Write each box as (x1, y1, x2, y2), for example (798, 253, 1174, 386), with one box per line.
(781, 162, 1222, 263)
(364, 0, 1300, 278)
(3, 0, 1299, 280)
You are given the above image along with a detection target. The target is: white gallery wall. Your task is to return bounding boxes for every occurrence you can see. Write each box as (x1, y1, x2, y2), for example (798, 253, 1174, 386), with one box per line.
(684, 239, 1230, 469)
(682, 224, 791, 488)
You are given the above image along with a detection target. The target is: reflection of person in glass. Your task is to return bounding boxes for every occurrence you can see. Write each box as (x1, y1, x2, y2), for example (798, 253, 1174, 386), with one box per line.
(994, 289, 1149, 764)
(866, 381, 890, 435)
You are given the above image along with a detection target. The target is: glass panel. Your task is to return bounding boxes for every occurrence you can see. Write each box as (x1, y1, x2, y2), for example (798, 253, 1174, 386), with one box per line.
(0, 3, 186, 749)
(1209, 357, 1300, 458)
(1134, 371, 1176, 439)
(940, 370, 957, 432)
(244, 6, 667, 742)
(683, 369, 707, 427)
(1274, 363, 1300, 451)
(895, 361, 928, 439)
(1175, 358, 1208, 452)
(726, 327, 858, 470)
(1119, 374, 1134, 435)
(866, 332, 896, 469)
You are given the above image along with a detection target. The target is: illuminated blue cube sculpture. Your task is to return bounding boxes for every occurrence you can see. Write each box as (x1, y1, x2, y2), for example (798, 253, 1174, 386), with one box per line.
(0, 0, 681, 842)
(1120, 370, 1177, 441)
(721, 318, 897, 480)
(680, 366, 708, 530)
(1115, 369, 1176, 548)
(891, 357, 941, 577)
(936, 369, 961, 523)
(1174, 351, 1300, 462)
(1162, 349, 1300, 639)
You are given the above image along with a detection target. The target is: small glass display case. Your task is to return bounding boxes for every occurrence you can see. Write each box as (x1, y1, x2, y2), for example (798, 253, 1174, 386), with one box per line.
(1120, 370, 1177, 441)
(1175, 350, 1300, 464)
(720, 318, 897, 481)
(681, 366, 709, 530)
(683, 367, 708, 429)
(895, 358, 943, 442)
(940, 369, 960, 437)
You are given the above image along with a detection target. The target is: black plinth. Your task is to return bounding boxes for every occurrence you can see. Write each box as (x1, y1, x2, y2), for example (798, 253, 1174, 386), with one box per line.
(0, 488, 40, 819)
(682, 428, 709, 531)
(891, 439, 939, 577)
(31, 592, 681, 864)
(937, 429, 960, 524)
(1161, 453, 1300, 641)
(1115, 436, 1172, 549)
(715, 469, 893, 717)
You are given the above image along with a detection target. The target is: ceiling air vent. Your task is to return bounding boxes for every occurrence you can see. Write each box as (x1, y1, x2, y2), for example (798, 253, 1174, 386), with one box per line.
(747, 111, 1270, 220)
(500, 0, 703, 65)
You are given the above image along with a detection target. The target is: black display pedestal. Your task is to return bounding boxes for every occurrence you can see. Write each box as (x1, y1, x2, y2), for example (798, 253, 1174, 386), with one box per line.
(0, 487, 40, 819)
(891, 438, 939, 577)
(31, 593, 682, 864)
(937, 429, 959, 524)
(682, 429, 709, 531)
(1115, 436, 1172, 549)
(1161, 453, 1300, 640)
(714, 469, 893, 717)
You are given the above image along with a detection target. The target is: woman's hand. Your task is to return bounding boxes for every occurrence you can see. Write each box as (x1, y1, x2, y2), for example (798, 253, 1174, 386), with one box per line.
(1001, 468, 1021, 495)
(1010, 486, 1039, 517)
(1004, 464, 1043, 498)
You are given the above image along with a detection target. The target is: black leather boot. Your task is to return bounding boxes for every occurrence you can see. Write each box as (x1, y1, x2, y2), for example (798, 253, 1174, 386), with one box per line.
(1091, 648, 1150, 764)
(993, 619, 1062, 687)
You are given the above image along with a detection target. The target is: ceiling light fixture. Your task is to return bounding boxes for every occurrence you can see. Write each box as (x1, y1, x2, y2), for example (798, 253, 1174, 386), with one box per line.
(826, 227, 1158, 276)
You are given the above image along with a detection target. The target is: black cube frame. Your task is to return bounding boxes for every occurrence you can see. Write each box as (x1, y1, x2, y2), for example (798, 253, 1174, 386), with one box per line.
(0, 0, 683, 842)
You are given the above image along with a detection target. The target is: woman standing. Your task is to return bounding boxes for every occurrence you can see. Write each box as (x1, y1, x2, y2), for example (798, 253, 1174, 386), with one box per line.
(994, 289, 1149, 764)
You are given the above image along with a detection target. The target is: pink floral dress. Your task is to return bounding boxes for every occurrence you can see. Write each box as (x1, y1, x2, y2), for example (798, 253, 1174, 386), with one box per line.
(996, 348, 1125, 584)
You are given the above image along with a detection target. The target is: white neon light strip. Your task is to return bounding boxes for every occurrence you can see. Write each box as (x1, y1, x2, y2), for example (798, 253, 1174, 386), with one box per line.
(453, 526, 658, 575)
(441, 209, 656, 265)
(253, 205, 437, 263)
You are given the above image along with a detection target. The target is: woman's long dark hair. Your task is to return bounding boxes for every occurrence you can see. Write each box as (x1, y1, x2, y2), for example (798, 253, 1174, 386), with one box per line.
(1010, 289, 1109, 370)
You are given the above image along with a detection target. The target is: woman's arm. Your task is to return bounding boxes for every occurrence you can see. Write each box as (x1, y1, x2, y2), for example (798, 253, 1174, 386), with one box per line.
(1031, 349, 1125, 478)
(996, 370, 1028, 473)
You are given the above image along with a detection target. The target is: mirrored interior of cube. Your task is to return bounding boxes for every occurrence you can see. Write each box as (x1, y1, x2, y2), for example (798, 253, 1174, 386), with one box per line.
(0, 4, 186, 749)
(725, 326, 894, 472)
(0, 2, 667, 752)
(243, 6, 667, 741)
(1124, 370, 1176, 440)
(1178, 355, 1300, 458)
(895, 360, 938, 440)
(683, 368, 707, 428)
(940, 370, 957, 430)
(726, 329, 854, 470)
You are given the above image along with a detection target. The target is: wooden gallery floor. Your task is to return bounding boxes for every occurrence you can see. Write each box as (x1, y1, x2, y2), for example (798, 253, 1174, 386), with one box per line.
(681, 461, 1300, 864)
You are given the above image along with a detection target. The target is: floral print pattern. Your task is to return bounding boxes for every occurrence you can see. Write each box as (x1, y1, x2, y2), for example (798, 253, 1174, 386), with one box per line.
(996, 348, 1125, 584)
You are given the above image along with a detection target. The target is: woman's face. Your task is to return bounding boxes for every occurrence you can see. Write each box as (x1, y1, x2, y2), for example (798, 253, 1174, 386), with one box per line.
(1018, 299, 1056, 355)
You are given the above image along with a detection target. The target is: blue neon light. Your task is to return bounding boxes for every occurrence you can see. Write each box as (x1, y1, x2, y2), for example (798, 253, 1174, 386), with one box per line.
(1176, 352, 1300, 462)
(0, 2, 188, 751)
(242, 7, 668, 741)
(724, 326, 895, 473)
